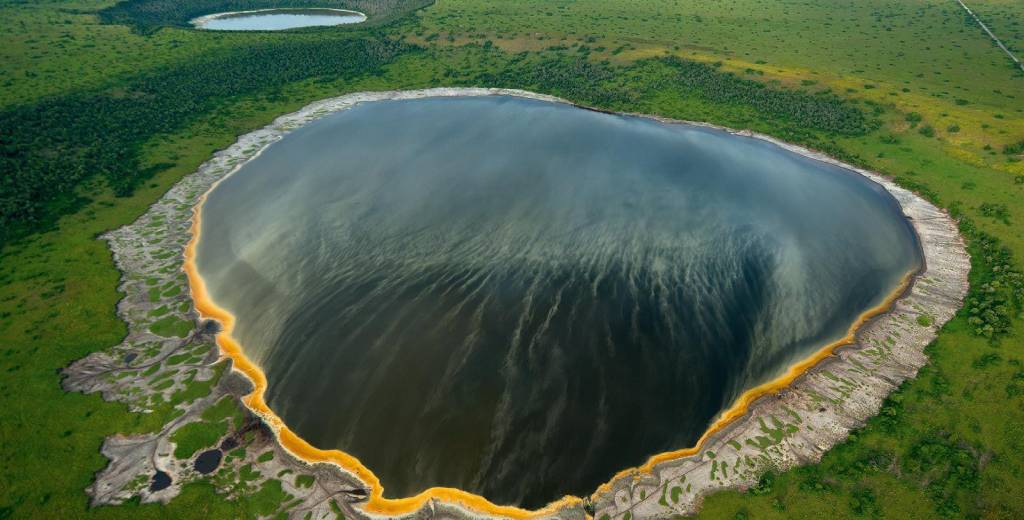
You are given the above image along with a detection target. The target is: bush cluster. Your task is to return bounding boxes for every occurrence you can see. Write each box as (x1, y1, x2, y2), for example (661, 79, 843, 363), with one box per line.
(955, 214, 1023, 339)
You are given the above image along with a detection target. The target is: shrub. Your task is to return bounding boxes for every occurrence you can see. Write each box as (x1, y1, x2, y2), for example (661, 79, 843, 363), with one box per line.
(1003, 139, 1024, 155)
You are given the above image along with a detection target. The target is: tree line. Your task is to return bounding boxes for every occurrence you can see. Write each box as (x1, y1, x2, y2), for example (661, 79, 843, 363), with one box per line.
(0, 34, 412, 247)
(469, 53, 878, 137)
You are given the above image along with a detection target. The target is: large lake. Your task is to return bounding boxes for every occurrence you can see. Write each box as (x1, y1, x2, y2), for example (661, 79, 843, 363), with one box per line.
(195, 96, 921, 507)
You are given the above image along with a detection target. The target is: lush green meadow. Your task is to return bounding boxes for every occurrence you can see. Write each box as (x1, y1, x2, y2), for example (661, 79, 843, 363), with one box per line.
(1, 0, 1022, 518)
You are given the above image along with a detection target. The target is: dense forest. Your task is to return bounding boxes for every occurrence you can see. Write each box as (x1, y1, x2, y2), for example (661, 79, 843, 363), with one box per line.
(98, 0, 434, 32)
(466, 53, 877, 137)
(657, 57, 878, 135)
(0, 34, 412, 246)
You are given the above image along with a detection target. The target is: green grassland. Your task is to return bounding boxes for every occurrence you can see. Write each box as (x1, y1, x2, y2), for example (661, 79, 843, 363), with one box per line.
(1, 0, 1022, 518)
(971, 0, 1024, 54)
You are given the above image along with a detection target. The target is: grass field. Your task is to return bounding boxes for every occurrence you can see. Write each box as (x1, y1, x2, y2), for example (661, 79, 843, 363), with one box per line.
(970, 0, 1024, 55)
(1, 0, 1022, 518)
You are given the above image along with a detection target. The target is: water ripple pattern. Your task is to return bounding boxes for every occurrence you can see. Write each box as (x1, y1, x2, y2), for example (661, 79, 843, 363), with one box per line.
(195, 96, 921, 507)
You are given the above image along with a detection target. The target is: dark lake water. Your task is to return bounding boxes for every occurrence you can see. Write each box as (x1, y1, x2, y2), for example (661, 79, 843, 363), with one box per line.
(193, 8, 366, 31)
(195, 96, 921, 507)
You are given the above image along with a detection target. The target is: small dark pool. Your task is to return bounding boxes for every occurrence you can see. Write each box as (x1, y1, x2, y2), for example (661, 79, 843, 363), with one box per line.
(149, 470, 171, 492)
(220, 436, 238, 451)
(194, 449, 223, 474)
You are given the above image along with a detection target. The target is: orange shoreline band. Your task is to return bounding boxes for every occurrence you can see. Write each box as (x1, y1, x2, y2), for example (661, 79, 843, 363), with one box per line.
(184, 186, 916, 518)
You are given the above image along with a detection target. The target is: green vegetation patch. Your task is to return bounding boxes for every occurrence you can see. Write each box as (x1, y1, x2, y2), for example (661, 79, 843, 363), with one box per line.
(149, 316, 193, 338)
(0, 34, 412, 248)
(249, 479, 291, 517)
(170, 419, 229, 460)
(655, 57, 877, 135)
(169, 395, 241, 459)
(468, 53, 875, 142)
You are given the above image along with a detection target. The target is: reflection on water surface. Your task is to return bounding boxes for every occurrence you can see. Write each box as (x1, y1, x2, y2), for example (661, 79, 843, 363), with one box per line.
(196, 96, 921, 507)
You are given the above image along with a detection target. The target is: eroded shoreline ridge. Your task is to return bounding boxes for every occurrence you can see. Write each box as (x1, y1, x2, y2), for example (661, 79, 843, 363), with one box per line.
(63, 88, 970, 519)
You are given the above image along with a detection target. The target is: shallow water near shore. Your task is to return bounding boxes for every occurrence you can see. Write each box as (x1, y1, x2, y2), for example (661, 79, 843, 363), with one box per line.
(195, 95, 922, 507)
(192, 8, 366, 31)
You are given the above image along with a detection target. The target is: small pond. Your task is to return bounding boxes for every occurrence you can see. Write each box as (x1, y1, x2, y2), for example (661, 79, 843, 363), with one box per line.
(191, 8, 366, 31)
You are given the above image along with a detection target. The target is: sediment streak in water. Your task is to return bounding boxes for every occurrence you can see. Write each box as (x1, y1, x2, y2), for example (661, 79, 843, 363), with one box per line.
(187, 95, 923, 512)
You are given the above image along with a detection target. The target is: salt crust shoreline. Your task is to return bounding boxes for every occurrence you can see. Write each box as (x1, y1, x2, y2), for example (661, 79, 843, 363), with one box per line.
(64, 88, 970, 519)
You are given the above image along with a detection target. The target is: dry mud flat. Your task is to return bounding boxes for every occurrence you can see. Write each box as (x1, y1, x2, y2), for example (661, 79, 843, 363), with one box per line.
(63, 88, 970, 519)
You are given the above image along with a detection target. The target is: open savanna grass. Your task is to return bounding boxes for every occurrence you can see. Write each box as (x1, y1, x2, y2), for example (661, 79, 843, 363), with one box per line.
(413, 0, 1022, 99)
(969, 0, 1024, 54)
(847, 122, 1023, 250)
(413, 0, 1023, 153)
(674, 54, 1022, 175)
